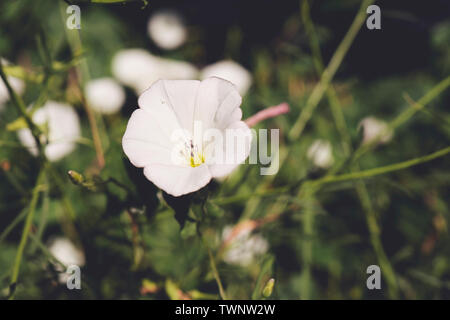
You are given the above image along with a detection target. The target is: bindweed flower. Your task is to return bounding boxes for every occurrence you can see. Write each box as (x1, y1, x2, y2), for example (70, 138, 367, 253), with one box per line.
(48, 237, 85, 284)
(307, 139, 334, 169)
(0, 58, 25, 111)
(122, 77, 252, 197)
(112, 49, 198, 95)
(17, 101, 81, 162)
(222, 225, 269, 267)
(200, 60, 252, 96)
(359, 116, 393, 145)
(84, 77, 125, 114)
(147, 10, 187, 50)
(0, 76, 25, 112)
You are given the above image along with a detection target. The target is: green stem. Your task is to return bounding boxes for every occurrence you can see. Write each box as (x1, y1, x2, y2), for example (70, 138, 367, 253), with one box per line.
(352, 76, 450, 163)
(60, 1, 107, 168)
(302, 0, 352, 155)
(206, 242, 227, 300)
(0, 208, 28, 244)
(9, 170, 45, 299)
(289, 0, 375, 141)
(299, 190, 315, 299)
(355, 180, 399, 298)
(0, 62, 44, 156)
(238, 147, 288, 222)
(196, 204, 227, 300)
(47, 167, 82, 249)
(311, 146, 450, 187)
(302, 0, 399, 298)
(31, 175, 50, 253)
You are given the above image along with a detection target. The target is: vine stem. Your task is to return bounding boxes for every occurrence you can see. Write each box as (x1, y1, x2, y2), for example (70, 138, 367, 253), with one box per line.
(60, 1, 106, 169)
(301, 0, 399, 298)
(196, 203, 228, 300)
(351, 75, 450, 164)
(0, 62, 44, 157)
(310, 146, 450, 187)
(289, 0, 375, 141)
(205, 241, 227, 300)
(9, 170, 45, 299)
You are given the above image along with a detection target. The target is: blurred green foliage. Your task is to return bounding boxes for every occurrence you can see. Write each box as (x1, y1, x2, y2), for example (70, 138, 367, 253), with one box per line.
(0, 0, 449, 300)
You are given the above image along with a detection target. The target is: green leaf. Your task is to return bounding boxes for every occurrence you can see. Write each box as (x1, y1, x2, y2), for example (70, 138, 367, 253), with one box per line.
(6, 117, 27, 131)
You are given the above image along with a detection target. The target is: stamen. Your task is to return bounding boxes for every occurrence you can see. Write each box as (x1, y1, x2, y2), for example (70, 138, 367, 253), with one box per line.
(180, 139, 205, 167)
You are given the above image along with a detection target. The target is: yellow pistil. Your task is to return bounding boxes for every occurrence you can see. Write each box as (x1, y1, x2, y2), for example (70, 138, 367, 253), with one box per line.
(190, 153, 205, 167)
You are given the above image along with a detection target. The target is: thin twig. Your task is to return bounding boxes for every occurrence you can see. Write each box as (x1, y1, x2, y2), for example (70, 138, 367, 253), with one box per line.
(9, 170, 45, 299)
(289, 0, 375, 141)
(196, 204, 228, 300)
(310, 146, 450, 187)
(301, 0, 399, 299)
(0, 62, 44, 157)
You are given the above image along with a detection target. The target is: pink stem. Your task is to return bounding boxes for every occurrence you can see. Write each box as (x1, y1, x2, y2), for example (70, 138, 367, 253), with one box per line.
(244, 102, 290, 127)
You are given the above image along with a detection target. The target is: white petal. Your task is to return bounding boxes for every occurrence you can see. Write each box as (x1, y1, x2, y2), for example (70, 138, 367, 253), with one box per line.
(195, 77, 242, 130)
(359, 116, 393, 145)
(112, 49, 161, 93)
(138, 80, 188, 137)
(44, 102, 80, 153)
(161, 59, 199, 81)
(159, 79, 200, 132)
(17, 128, 39, 156)
(143, 163, 211, 197)
(216, 105, 242, 130)
(147, 10, 187, 50)
(208, 120, 252, 178)
(200, 60, 252, 95)
(48, 237, 85, 267)
(45, 142, 77, 162)
(84, 78, 125, 114)
(0, 76, 25, 106)
(16, 101, 80, 162)
(0, 58, 25, 107)
(122, 109, 174, 168)
(307, 139, 334, 169)
(112, 49, 199, 95)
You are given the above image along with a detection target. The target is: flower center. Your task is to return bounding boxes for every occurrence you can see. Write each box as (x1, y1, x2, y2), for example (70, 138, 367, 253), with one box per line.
(181, 140, 205, 167)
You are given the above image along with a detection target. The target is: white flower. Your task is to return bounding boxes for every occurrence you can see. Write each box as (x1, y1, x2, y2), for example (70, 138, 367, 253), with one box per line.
(0, 76, 25, 112)
(48, 237, 85, 284)
(359, 116, 393, 145)
(122, 77, 252, 197)
(17, 101, 81, 162)
(200, 60, 252, 95)
(0, 58, 25, 110)
(307, 139, 334, 169)
(84, 77, 125, 114)
(222, 226, 269, 267)
(112, 49, 198, 95)
(147, 10, 187, 50)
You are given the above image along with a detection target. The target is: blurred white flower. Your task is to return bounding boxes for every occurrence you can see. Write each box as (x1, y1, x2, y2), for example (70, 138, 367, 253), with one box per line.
(359, 116, 393, 145)
(147, 10, 187, 50)
(0, 75, 25, 112)
(17, 101, 81, 162)
(222, 226, 269, 267)
(48, 237, 85, 284)
(122, 77, 251, 197)
(200, 60, 252, 95)
(112, 48, 198, 94)
(84, 77, 125, 114)
(307, 139, 334, 169)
